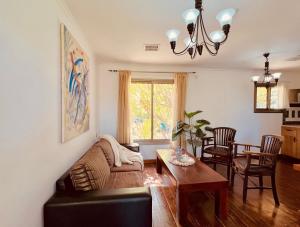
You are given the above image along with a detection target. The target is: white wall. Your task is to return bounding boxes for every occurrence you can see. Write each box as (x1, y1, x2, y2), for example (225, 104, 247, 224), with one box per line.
(0, 1, 97, 227)
(97, 62, 300, 159)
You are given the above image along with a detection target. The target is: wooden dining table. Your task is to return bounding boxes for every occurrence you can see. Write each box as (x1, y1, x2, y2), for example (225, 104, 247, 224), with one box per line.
(156, 149, 228, 226)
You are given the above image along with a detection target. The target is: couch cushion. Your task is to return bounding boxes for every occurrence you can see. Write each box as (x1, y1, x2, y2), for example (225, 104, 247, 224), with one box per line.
(104, 171, 144, 189)
(111, 162, 143, 172)
(97, 138, 115, 167)
(70, 145, 110, 191)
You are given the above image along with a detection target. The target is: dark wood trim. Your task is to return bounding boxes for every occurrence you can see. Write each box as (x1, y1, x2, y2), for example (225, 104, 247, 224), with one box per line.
(144, 159, 156, 164)
(254, 109, 284, 113)
(253, 84, 285, 113)
(131, 79, 174, 84)
(282, 121, 300, 125)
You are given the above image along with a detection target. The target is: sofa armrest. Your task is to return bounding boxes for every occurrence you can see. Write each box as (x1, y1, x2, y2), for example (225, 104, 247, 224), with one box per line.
(44, 187, 152, 227)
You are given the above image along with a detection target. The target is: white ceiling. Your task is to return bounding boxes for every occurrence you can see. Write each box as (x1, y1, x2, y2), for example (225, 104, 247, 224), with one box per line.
(64, 0, 300, 70)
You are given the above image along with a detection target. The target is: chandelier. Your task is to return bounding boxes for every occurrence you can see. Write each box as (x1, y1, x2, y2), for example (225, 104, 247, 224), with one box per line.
(165, 0, 236, 59)
(251, 53, 282, 87)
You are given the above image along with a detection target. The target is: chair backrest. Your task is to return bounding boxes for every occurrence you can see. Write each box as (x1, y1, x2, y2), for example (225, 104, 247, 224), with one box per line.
(260, 135, 283, 167)
(213, 127, 236, 147)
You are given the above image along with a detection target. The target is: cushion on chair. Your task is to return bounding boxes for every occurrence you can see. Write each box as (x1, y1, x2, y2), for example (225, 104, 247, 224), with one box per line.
(70, 145, 111, 191)
(97, 138, 115, 167)
(204, 146, 230, 156)
(232, 156, 271, 174)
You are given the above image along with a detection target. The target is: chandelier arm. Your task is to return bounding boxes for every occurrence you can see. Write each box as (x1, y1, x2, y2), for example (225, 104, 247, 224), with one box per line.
(199, 12, 216, 45)
(173, 50, 187, 56)
(202, 37, 218, 56)
(172, 45, 191, 55)
(198, 16, 218, 55)
(189, 22, 198, 59)
(191, 46, 197, 59)
(199, 12, 228, 45)
(219, 34, 229, 45)
(190, 18, 197, 39)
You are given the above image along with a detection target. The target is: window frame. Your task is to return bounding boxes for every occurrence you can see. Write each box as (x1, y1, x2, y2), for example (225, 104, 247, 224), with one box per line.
(130, 79, 174, 145)
(254, 83, 284, 113)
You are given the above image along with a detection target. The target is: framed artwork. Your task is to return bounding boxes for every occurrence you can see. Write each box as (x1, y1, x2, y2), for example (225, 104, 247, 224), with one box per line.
(60, 24, 89, 142)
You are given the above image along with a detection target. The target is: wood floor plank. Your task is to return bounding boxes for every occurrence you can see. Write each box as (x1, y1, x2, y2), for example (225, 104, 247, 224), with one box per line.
(143, 160, 300, 227)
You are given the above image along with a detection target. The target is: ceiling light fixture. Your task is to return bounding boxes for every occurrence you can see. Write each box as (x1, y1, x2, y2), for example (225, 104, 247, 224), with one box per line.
(251, 53, 282, 87)
(166, 0, 236, 59)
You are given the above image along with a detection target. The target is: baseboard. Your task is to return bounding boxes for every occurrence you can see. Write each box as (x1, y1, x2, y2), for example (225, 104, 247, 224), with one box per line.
(144, 159, 156, 164)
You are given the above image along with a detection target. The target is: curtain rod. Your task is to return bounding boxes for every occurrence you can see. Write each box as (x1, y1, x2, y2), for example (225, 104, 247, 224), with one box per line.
(108, 70, 196, 74)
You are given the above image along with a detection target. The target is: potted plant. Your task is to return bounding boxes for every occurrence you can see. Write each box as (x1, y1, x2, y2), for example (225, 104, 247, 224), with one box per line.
(172, 110, 211, 157)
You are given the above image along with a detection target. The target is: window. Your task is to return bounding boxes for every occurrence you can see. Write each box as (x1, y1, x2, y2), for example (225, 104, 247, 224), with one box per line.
(129, 79, 174, 143)
(254, 84, 283, 113)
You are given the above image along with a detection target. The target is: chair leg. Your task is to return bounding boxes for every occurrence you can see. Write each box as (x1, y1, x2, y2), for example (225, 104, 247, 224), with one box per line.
(243, 175, 248, 204)
(231, 168, 235, 187)
(271, 174, 280, 206)
(259, 175, 263, 192)
(227, 165, 231, 180)
(213, 163, 217, 170)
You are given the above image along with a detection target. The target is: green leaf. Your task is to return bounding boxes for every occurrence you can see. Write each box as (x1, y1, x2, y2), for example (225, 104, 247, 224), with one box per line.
(195, 128, 206, 138)
(204, 126, 214, 132)
(195, 120, 210, 129)
(196, 119, 210, 125)
(184, 110, 202, 119)
(172, 128, 183, 140)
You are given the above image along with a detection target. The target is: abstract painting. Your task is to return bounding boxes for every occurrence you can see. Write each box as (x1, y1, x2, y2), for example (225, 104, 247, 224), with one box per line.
(61, 24, 89, 142)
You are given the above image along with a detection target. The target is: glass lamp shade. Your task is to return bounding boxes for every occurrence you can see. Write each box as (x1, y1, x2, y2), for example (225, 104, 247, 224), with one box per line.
(166, 29, 180, 42)
(216, 8, 236, 27)
(184, 37, 196, 47)
(209, 30, 225, 43)
(182, 9, 200, 25)
(251, 76, 260, 82)
(272, 72, 282, 79)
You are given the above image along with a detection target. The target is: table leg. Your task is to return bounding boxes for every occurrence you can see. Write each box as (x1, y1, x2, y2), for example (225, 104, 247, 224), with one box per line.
(176, 187, 188, 226)
(215, 188, 228, 219)
(156, 156, 162, 174)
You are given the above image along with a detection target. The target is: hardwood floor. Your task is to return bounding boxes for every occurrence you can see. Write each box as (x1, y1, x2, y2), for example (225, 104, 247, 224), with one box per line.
(143, 160, 300, 227)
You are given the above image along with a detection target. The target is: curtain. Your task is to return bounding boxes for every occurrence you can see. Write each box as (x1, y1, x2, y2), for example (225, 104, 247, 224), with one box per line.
(117, 70, 131, 144)
(174, 72, 188, 148)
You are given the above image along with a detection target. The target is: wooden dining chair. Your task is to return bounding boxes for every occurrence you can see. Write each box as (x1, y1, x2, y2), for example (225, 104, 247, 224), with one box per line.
(201, 127, 236, 179)
(231, 135, 283, 206)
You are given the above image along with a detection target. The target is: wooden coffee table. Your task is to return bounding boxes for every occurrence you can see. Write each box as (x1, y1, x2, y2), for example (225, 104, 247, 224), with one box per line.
(156, 149, 228, 225)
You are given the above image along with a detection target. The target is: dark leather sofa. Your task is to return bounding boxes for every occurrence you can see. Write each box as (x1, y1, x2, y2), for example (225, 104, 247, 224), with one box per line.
(44, 139, 152, 227)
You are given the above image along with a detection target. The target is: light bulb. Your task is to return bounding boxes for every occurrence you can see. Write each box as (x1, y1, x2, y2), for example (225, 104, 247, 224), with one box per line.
(251, 76, 260, 82)
(182, 9, 200, 25)
(166, 29, 180, 42)
(184, 37, 195, 47)
(216, 8, 236, 27)
(264, 75, 272, 83)
(272, 72, 282, 79)
(209, 31, 225, 43)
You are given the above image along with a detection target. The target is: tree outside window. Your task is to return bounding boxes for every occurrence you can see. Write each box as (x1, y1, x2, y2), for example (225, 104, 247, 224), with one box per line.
(129, 79, 174, 143)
